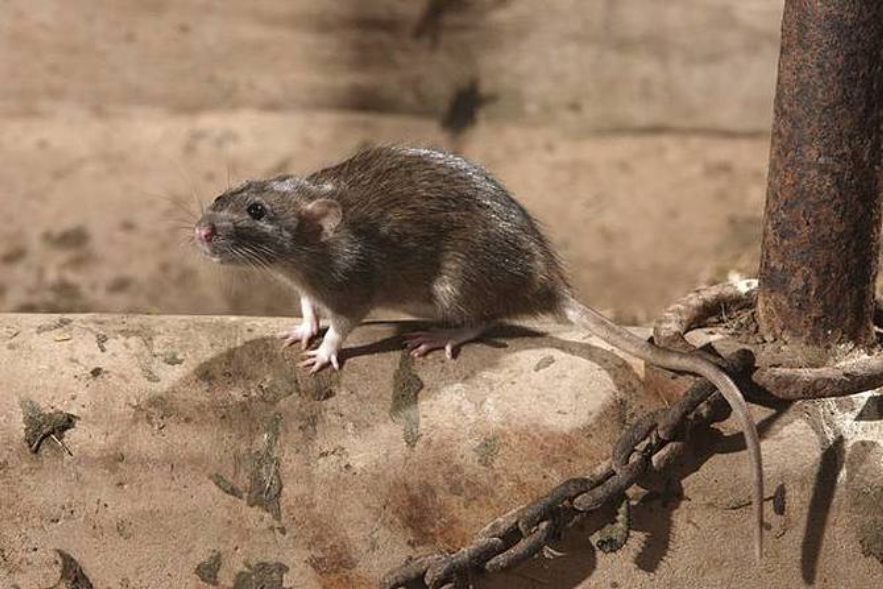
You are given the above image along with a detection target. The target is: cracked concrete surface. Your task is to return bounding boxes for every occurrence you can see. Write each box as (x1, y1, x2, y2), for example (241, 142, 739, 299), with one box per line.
(2, 314, 882, 588)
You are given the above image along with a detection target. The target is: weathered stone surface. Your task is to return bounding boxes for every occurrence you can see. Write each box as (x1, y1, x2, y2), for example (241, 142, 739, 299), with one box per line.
(0, 0, 778, 322)
(0, 1, 781, 133)
(0, 314, 643, 587)
(2, 313, 882, 587)
(0, 109, 770, 321)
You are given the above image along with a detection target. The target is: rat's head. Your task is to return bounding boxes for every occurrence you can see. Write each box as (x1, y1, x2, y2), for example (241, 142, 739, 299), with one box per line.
(193, 177, 342, 267)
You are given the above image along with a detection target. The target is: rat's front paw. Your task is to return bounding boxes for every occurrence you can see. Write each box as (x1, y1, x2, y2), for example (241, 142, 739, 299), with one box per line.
(299, 348, 340, 374)
(278, 318, 319, 350)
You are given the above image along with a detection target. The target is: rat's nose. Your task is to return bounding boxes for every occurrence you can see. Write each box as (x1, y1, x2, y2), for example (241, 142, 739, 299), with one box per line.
(195, 223, 215, 243)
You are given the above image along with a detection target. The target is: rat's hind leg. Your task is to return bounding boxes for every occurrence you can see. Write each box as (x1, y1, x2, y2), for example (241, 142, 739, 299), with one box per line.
(279, 295, 320, 350)
(404, 324, 489, 359)
(403, 265, 493, 359)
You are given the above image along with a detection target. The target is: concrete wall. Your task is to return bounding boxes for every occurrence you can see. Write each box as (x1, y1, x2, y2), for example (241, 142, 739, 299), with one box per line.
(1, 1, 782, 132)
(0, 0, 781, 321)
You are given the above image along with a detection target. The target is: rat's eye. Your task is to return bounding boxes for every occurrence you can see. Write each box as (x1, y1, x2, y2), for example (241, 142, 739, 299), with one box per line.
(246, 203, 266, 220)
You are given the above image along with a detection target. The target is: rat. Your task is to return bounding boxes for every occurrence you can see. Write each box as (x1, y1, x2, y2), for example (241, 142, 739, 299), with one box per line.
(193, 145, 763, 561)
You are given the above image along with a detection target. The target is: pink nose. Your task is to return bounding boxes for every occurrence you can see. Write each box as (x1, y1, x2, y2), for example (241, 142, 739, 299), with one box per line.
(195, 224, 215, 243)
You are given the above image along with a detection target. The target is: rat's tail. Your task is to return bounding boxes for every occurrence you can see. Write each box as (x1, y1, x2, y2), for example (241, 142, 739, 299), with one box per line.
(560, 295, 763, 562)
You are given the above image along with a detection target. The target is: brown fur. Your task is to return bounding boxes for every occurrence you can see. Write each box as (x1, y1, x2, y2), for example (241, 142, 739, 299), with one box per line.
(198, 145, 569, 324)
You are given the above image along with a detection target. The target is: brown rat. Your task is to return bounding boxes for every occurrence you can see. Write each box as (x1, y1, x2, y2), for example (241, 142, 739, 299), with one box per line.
(193, 145, 763, 561)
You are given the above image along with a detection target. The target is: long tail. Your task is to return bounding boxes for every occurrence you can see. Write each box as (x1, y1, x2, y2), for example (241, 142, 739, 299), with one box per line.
(561, 296, 763, 562)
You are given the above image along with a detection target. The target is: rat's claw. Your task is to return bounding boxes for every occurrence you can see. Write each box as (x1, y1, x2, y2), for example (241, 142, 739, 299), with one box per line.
(299, 349, 339, 373)
(278, 322, 319, 350)
(403, 325, 487, 359)
(408, 343, 432, 357)
(403, 332, 452, 358)
(403, 332, 434, 357)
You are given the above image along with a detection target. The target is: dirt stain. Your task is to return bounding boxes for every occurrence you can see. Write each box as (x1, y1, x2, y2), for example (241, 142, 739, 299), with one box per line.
(1, 245, 27, 264)
(534, 354, 556, 371)
(388, 479, 465, 548)
(194, 338, 308, 404)
(473, 435, 499, 468)
(232, 561, 290, 589)
(36, 317, 73, 334)
(302, 528, 371, 589)
(206, 412, 284, 519)
(21, 398, 78, 455)
(162, 351, 184, 366)
(42, 226, 90, 249)
(389, 352, 423, 448)
(194, 550, 222, 585)
(243, 413, 284, 520)
(209, 473, 243, 499)
(50, 550, 94, 589)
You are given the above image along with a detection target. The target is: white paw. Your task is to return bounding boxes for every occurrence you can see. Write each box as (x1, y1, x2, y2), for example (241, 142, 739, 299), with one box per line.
(278, 320, 319, 350)
(299, 348, 340, 374)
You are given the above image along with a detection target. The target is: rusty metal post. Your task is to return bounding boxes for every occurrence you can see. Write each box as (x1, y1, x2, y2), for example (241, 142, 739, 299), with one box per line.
(757, 0, 883, 362)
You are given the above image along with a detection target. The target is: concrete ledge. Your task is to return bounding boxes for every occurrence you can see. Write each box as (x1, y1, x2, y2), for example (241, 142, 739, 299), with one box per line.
(1, 314, 881, 588)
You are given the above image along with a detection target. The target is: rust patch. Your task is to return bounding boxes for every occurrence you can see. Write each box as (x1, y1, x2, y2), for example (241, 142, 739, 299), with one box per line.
(306, 572, 372, 589)
(300, 512, 372, 589)
(388, 479, 467, 548)
(305, 541, 357, 576)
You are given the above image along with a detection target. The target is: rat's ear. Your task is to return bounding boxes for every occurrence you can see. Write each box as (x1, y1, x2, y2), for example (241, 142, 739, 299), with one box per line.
(302, 198, 342, 240)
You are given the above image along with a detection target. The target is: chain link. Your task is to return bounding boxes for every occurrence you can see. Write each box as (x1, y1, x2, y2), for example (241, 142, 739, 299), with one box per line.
(380, 350, 754, 589)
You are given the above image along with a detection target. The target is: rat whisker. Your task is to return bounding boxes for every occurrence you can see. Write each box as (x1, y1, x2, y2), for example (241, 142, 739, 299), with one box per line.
(171, 163, 206, 216)
(139, 187, 200, 222)
(231, 247, 271, 271)
(246, 243, 277, 258)
(244, 249, 273, 271)
(160, 214, 199, 228)
(165, 195, 199, 222)
(226, 160, 238, 190)
(173, 230, 199, 247)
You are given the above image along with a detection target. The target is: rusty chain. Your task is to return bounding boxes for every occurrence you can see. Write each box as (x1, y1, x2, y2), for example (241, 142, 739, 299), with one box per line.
(380, 349, 754, 589)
